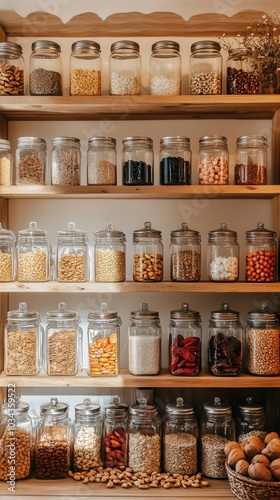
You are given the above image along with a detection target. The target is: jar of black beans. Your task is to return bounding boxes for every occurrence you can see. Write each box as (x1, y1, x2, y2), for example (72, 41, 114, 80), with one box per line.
(122, 136, 154, 185)
(160, 136, 191, 185)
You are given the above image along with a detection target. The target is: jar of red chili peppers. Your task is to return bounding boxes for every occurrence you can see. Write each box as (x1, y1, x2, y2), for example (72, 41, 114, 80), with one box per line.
(245, 221, 277, 282)
(169, 303, 201, 376)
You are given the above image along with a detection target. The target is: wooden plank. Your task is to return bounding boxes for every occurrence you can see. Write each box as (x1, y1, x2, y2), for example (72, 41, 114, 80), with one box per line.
(0, 198, 8, 373)
(0, 116, 7, 140)
(272, 108, 280, 184)
(0, 26, 6, 41)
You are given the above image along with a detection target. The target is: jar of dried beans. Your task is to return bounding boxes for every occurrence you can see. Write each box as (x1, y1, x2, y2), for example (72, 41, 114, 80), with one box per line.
(104, 397, 128, 468)
(122, 136, 154, 185)
(73, 398, 102, 471)
(133, 221, 163, 282)
(198, 135, 229, 185)
(0, 139, 12, 186)
(207, 222, 239, 281)
(189, 41, 222, 95)
(17, 221, 50, 282)
(87, 136, 117, 185)
(56, 222, 89, 282)
(245, 221, 277, 282)
(169, 302, 201, 376)
(170, 222, 201, 281)
(93, 222, 126, 282)
(160, 136, 191, 185)
(15, 137, 47, 185)
(227, 48, 260, 94)
(30, 40, 62, 96)
(51, 136, 81, 186)
(150, 40, 181, 95)
(236, 396, 267, 443)
(0, 224, 16, 282)
(70, 40, 102, 96)
(235, 135, 268, 185)
(208, 302, 243, 376)
(0, 42, 24, 95)
(109, 40, 141, 96)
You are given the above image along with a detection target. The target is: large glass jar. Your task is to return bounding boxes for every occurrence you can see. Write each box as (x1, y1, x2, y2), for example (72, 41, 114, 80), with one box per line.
(15, 137, 46, 185)
(207, 222, 239, 281)
(87, 302, 121, 376)
(150, 40, 181, 95)
(133, 221, 163, 282)
(87, 137, 117, 185)
(109, 40, 141, 96)
(208, 302, 243, 376)
(128, 302, 161, 376)
(169, 302, 201, 376)
(235, 135, 268, 185)
(122, 136, 154, 185)
(227, 48, 260, 94)
(189, 40, 222, 95)
(0, 139, 12, 186)
(30, 40, 62, 96)
(73, 398, 102, 471)
(93, 222, 126, 282)
(51, 137, 81, 186)
(17, 221, 50, 282)
(70, 40, 101, 96)
(0, 224, 16, 282)
(245, 221, 277, 282)
(35, 397, 71, 479)
(0, 42, 24, 95)
(170, 222, 201, 281)
(45, 302, 83, 376)
(159, 136, 191, 185)
(236, 396, 268, 443)
(198, 135, 229, 185)
(56, 222, 89, 282)
(104, 397, 128, 468)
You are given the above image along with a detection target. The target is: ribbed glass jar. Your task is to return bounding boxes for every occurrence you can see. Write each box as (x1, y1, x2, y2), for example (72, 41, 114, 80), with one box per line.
(30, 40, 62, 95)
(109, 40, 141, 95)
(87, 137, 117, 185)
(150, 40, 181, 95)
(70, 40, 101, 96)
(190, 40, 222, 95)
(15, 137, 46, 185)
(0, 42, 24, 95)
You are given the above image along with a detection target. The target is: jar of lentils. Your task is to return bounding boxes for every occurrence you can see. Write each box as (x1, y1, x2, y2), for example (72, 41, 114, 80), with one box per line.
(0, 139, 12, 186)
(0, 224, 16, 282)
(87, 136, 117, 185)
(17, 221, 50, 282)
(189, 40, 222, 95)
(170, 222, 201, 281)
(51, 136, 81, 186)
(207, 222, 239, 281)
(227, 48, 260, 94)
(30, 40, 62, 95)
(0, 41, 24, 95)
(93, 222, 126, 282)
(160, 136, 191, 185)
(122, 136, 154, 185)
(245, 221, 277, 282)
(133, 221, 163, 282)
(150, 40, 181, 95)
(104, 397, 128, 468)
(109, 40, 141, 95)
(73, 399, 102, 471)
(236, 396, 268, 443)
(70, 40, 101, 96)
(198, 135, 229, 185)
(56, 222, 89, 282)
(16, 137, 47, 185)
(235, 135, 268, 185)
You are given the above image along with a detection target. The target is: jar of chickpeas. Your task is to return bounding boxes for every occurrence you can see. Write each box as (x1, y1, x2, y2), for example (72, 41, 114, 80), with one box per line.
(198, 135, 229, 185)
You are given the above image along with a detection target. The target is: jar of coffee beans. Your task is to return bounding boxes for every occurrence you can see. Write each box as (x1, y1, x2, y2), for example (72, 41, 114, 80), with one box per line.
(87, 136, 117, 185)
(133, 221, 163, 282)
(160, 136, 191, 185)
(234, 135, 268, 185)
(122, 136, 154, 185)
(56, 222, 89, 282)
(109, 40, 141, 95)
(189, 41, 222, 95)
(93, 222, 126, 282)
(73, 399, 102, 471)
(207, 222, 239, 281)
(16, 137, 47, 185)
(198, 135, 229, 185)
(227, 48, 260, 94)
(70, 40, 102, 96)
(245, 221, 277, 282)
(150, 40, 181, 95)
(0, 42, 24, 95)
(30, 40, 62, 95)
(170, 222, 201, 281)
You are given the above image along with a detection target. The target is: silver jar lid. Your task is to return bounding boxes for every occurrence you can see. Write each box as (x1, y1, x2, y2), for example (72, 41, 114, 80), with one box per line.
(0, 42, 23, 56)
(171, 222, 201, 242)
(88, 137, 116, 147)
(31, 40, 61, 53)
(130, 302, 159, 321)
(170, 302, 200, 321)
(52, 137, 80, 147)
(122, 136, 153, 149)
(46, 301, 80, 323)
(18, 221, 48, 239)
(75, 398, 101, 418)
(245, 221, 276, 241)
(208, 222, 237, 242)
(238, 397, 265, 417)
(228, 48, 253, 58)
(40, 397, 69, 417)
(17, 137, 47, 149)
(191, 40, 221, 53)
(133, 221, 161, 240)
(88, 302, 120, 321)
(1, 400, 29, 417)
(71, 40, 101, 53)
(199, 135, 228, 148)
(236, 136, 268, 148)
(210, 302, 240, 321)
(93, 222, 126, 242)
(160, 136, 190, 148)
(152, 40, 180, 52)
(203, 397, 232, 416)
(0, 139, 11, 151)
(129, 398, 158, 418)
(111, 40, 140, 53)
(8, 302, 40, 322)
(166, 397, 194, 416)
(105, 397, 128, 416)
(247, 301, 278, 323)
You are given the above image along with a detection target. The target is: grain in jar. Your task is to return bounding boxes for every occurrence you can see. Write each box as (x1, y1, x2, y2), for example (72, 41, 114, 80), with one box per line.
(245, 221, 277, 282)
(70, 40, 101, 96)
(0, 42, 24, 95)
(170, 222, 201, 281)
(236, 396, 267, 443)
(56, 222, 89, 282)
(93, 222, 126, 282)
(15, 137, 46, 185)
(30, 40, 62, 96)
(87, 137, 117, 185)
(73, 399, 102, 471)
(17, 221, 50, 282)
(198, 135, 229, 185)
(0, 139, 12, 186)
(51, 137, 81, 186)
(0, 224, 16, 282)
(189, 41, 222, 95)
(150, 40, 181, 95)
(109, 40, 141, 96)
(133, 221, 163, 282)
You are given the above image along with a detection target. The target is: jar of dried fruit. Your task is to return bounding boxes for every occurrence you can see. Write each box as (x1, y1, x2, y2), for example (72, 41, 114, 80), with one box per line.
(17, 221, 50, 282)
(234, 135, 268, 185)
(56, 222, 89, 282)
(70, 40, 102, 96)
(207, 222, 239, 281)
(236, 396, 268, 443)
(245, 221, 277, 282)
(0, 42, 24, 95)
(73, 398, 102, 471)
(15, 137, 47, 185)
(170, 222, 201, 281)
(0, 223, 16, 282)
(133, 221, 163, 282)
(104, 397, 128, 468)
(30, 40, 62, 96)
(93, 222, 126, 282)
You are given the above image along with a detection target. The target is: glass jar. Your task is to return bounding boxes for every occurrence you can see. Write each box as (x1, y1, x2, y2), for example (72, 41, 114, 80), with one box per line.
(245, 221, 277, 282)
(17, 221, 50, 282)
(207, 222, 239, 281)
(35, 397, 71, 479)
(56, 222, 89, 282)
(236, 396, 268, 443)
(87, 137, 117, 185)
(0, 42, 24, 95)
(246, 302, 280, 375)
(133, 221, 163, 282)
(122, 136, 154, 185)
(87, 302, 121, 376)
(189, 40, 222, 95)
(51, 136, 81, 186)
(235, 135, 268, 185)
(0, 139, 12, 186)
(227, 48, 260, 94)
(159, 136, 191, 185)
(109, 40, 141, 95)
(164, 397, 198, 475)
(170, 222, 201, 281)
(4, 301, 42, 376)
(93, 222, 126, 282)
(104, 397, 128, 468)
(128, 302, 161, 375)
(15, 137, 46, 185)
(198, 135, 229, 185)
(30, 40, 62, 96)
(45, 301, 83, 376)
(201, 397, 235, 478)
(128, 398, 161, 473)
(70, 40, 101, 96)
(0, 224, 16, 282)
(208, 302, 243, 376)
(150, 40, 181, 95)
(0, 400, 32, 481)
(73, 398, 102, 471)
(169, 302, 201, 376)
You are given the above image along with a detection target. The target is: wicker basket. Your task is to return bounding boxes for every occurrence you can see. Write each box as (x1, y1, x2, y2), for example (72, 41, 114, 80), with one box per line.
(226, 461, 280, 500)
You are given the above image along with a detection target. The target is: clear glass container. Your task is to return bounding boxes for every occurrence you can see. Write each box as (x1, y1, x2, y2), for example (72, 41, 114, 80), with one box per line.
(56, 222, 89, 282)
(133, 221, 163, 282)
(128, 302, 161, 375)
(170, 222, 201, 281)
(51, 136, 81, 186)
(73, 398, 102, 471)
(208, 302, 243, 376)
(227, 48, 260, 94)
(0, 42, 24, 95)
(169, 302, 201, 376)
(87, 302, 121, 376)
(30, 40, 62, 96)
(160, 136, 191, 185)
(122, 136, 154, 185)
(15, 137, 46, 185)
(235, 135, 268, 185)
(245, 221, 277, 282)
(0, 224, 16, 282)
(45, 301, 83, 376)
(70, 40, 101, 96)
(0, 139, 12, 186)
(87, 137, 117, 185)
(150, 40, 181, 95)
(93, 222, 126, 282)
(190, 40, 222, 95)
(17, 221, 50, 282)
(104, 396, 128, 468)
(236, 396, 268, 443)
(207, 222, 239, 281)
(109, 40, 141, 95)
(198, 135, 229, 185)
(4, 301, 42, 376)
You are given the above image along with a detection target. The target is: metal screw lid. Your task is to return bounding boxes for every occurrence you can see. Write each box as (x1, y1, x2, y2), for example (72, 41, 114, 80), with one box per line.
(111, 40, 140, 52)
(75, 398, 101, 418)
(88, 137, 116, 147)
(160, 136, 190, 147)
(245, 221, 276, 241)
(171, 222, 201, 242)
(228, 47, 253, 58)
(236, 136, 268, 148)
(203, 397, 232, 416)
(122, 136, 153, 148)
(170, 302, 201, 321)
(17, 137, 47, 148)
(0, 42, 23, 55)
(71, 40, 101, 53)
(191, 40, 221, 52)
(133, 221, 162, 239)
(152, 40, 180, 52)
(31, 40, 61, 53)
(40, 397, 69, 416)
(210, 302, 240, 321)
(0, 139, 11, 151)
(166, 397, 194, 416)
(52, 137, 80, 147)
(199, 135, 228, 148)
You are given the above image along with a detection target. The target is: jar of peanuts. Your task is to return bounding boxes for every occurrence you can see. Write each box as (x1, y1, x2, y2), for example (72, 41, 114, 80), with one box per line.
(51, 136, 81, 186)
(93, 222, 126, 282)
(56, 222, 89, 282)
(170, 222, 201, 281)
(150, 40, 181, 95)
(109, 40, 141, 96)
(207, 222, 239, 281)
(0, 139, 12, 186)
(235, 135, 268, 185)
(133, 221, 163, 282)
(87, 137, 117, 185)
(0, 223, 16, 282)
(0, 41, 24, 95)
(73, 398, 102, 471)
(198, 135, 229, 185)
(104, 396, 128, 468)
(17, 221, 50, 282)
(245, 221, 277, 282)
(70, 40, 102, 96)
(15, 137, 47, 185)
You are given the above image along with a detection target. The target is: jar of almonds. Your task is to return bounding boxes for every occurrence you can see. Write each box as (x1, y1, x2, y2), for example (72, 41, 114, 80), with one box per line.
(0, 42, 24, 95)
(56, 222, 89, 282)
(17, 221, 50, 282)
(73, 398, 102, 471)
(133, 221, 163, 282)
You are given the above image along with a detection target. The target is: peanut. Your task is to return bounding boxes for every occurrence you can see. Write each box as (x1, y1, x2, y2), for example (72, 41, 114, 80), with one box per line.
(133, 252, 163, 281)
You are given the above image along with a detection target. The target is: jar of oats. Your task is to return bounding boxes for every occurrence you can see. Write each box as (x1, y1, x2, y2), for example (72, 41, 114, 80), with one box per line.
(93, 222, 126, 282)
(87, 136, 117, 185)
(70, 40, 102, 96)
(17, 221, 50, 282)
(56, 222, 89, 282)
(0, 224, 16, 282)
(104, 397, 128, 468)
(0, 139, 12, 186)
(198, 135, 229, 185)
(16, 137, 46, 185)
(170, 222, 201, 281)
(51, 136, 81, 186)
(0, 41, 24, 95)
(109, 40, 141, 95)
(133, 221, 163, 281)
(73, 398, 102, 471)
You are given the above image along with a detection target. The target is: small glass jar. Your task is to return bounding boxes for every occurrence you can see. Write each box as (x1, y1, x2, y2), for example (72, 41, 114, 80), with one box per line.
(51, 136, 81, 186)
(169, 303, 201, 376)
(87, 302, 121, 377)
(122, 136, 154, 185)
(208, 302, 243, 376)
(189, 40, 222, 95)
(245, 221, 277, 282)
(201, 397, 235, 478)
(207, 222, 239, 281)
(150, 40, 181, 95)
(133, 221, 163, 282)
(0, 224, 16, 282)
(4, 301, 42, 376)
(0, 42, 24, 95)
(87, 137, 117, 185)
(170, 222, 201, 281)
(17, 221, 50, 282)
(104, 397, 128, 468)
(93, 222, 126, 282)
(70, 40, 101, 96)
(0, 139, 12, 186)
(109, 40, 141, 95)
(30, 40, 62, 96)
(227, 48, 260, 94)
(198, 135, 229, 185)
(235, 136, 268, 185)
(128, 302, 161, 376)
(15, 137, 46, 185)
(246, 302, 280, 375)
(0, 400, 32, 481)
(164, 397, 198, 475)
(56, 222, 89, 282)
(45, 302, 83, 376)
(160, 136, 191, 185)
(236, 396, 268, 443)
(73, 398, 102, 471)
(35, 397, 71, 479)
(128, 398, 161, 473)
